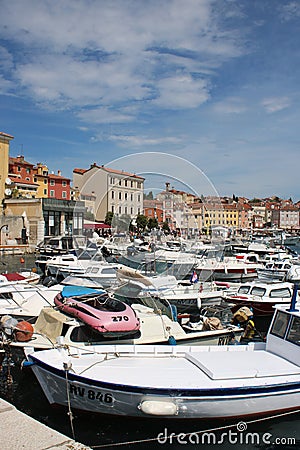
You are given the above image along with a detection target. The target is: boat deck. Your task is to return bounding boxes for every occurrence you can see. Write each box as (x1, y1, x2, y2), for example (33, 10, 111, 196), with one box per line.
(33, 344, 300, 389)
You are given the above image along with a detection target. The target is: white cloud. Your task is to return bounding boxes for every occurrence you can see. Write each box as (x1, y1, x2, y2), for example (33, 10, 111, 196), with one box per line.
(213, 97, 247, 114)
(0, 0, 245, 120)
(262, 97, 291, 113)
(280, 2, 300, 21)
(108, 134, 182, 147)
(153, 74, 210, 109)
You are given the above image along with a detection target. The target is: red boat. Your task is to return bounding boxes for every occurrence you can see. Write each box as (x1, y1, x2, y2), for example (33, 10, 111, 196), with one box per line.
(54, 286, 140, 337)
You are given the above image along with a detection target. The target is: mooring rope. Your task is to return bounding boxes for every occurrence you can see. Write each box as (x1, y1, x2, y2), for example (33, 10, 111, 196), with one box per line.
(89, 408, 300, 448)
(64, 362, 76, 441)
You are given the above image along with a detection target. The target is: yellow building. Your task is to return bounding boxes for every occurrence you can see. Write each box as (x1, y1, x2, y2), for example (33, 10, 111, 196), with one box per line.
(33, 163, 49, 198)
(0, 131, 14, 212)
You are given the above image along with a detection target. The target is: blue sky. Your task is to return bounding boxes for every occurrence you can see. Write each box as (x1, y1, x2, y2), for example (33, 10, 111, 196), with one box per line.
(1, 0, 300, 200)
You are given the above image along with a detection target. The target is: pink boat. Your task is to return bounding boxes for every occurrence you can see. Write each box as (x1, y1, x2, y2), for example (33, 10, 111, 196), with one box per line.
(54, 286, 140, 337)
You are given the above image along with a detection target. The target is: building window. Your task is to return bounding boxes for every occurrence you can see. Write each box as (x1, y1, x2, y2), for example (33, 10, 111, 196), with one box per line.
(119, 179, 122, 186)
(110, 177, 115, 185)
(119, 192, 122, 200)
(131, 194, 133, 201)
(119, 206, 122, 214)
(125, 180, 128, 187)
(137, 182, 141, 188)
(26, 168, 31, 174)
(125, 192, 128, 200)
(131, 207, 133, 214)
(138, 194, 141, 202)
(50, 180, 55, 186)
(44, 179, 47, 184)
(112, 206, 114, 213)
(50, 190, 54, 197)
(44, 189, 47, 195)
(34, 177, 37, 182)
(62, 191, 67, 198)
(111, 191, 115, 199)
(62, 181, 67, 187)
(17, 166, 21, 172)
(125, 207, 127, 214)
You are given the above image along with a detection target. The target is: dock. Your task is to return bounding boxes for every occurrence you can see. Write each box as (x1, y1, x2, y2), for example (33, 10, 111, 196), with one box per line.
(0, 398, 91, 450)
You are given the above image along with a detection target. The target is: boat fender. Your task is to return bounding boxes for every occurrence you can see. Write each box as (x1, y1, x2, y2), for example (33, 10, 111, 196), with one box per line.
(139, 400, 178, 416)
(14, 321, 34, 342)
(21, 360, 35, 368)
(168, 335, 177, 345)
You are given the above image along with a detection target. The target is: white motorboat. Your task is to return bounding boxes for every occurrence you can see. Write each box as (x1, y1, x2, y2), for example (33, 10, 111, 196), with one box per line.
(195, 255, 263, 282)
(257, 260, 294, 281)
(24, 288, 300, 419)
(5, 291, 242, 350)
(0, 282, 61, 321)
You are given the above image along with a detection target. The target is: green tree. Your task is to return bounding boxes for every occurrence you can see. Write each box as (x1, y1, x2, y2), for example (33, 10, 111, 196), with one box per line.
(136, 214, 148, 231)
(162, 221, 170, 233)
(148, 217, 158, 230)
(105, 211, 114, 226)
(84, 210, 95, 221)
(144, 191, 154, 200)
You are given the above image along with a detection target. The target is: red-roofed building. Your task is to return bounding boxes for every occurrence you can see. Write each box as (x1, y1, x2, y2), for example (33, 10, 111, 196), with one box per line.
(8, 155, 38, 198)
(48, 171, 71, 200)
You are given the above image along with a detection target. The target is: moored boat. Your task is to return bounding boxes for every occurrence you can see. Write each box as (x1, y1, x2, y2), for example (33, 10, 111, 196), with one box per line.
(54, 286, 140, 337)
(24, 285, 300, 419)
(223, 280, 297, 316)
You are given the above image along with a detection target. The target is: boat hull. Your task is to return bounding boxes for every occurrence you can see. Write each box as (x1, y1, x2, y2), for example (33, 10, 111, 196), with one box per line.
(30, 363, 300, 419)
(27, 344, 300, 419)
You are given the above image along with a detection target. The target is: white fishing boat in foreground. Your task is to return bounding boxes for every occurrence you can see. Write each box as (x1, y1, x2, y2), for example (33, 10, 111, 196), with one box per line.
(25, 285, 300, 419)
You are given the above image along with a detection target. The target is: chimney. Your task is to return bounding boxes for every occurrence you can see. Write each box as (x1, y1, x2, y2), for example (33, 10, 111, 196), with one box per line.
(166, 182, 170, 192)
(57, 170, 61, 176)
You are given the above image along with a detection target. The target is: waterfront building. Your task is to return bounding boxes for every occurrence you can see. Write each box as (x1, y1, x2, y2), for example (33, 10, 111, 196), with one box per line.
(8, 155, 38, 199)
(33, 163, 49, 198)
(48, 171, 71, 201)
(73, 163, 144, 223)
(271, 204, 300, 230)
(0, 132, 13, 211)
(143, 199, 164, 224)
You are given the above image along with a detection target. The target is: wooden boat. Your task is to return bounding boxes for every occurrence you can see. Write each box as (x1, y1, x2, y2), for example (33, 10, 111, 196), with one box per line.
(25, 286, 300, 419)
(54, 286, 140, 337)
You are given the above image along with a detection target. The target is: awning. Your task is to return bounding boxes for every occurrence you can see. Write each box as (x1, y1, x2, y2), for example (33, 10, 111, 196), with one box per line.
(83, 221, 111, 229)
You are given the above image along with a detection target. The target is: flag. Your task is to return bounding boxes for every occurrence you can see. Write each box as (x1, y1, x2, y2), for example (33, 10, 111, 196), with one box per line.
(190, 271, 198, 283)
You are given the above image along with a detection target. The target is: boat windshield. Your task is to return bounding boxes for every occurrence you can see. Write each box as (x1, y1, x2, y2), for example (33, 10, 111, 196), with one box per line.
(113, 282, 173, 319)
(269, 287, 292, 298)
(286, 316, 300, 345)
(270, 311, 290, 338)
(270, 310, 300, 346)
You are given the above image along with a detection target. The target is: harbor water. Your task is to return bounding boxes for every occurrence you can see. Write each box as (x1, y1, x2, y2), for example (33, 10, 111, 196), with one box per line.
(0, 252, 300, 449)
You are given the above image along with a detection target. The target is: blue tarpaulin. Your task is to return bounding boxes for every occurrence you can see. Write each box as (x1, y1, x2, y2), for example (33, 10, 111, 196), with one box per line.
(61, 285, 106, 298)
